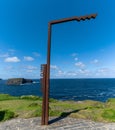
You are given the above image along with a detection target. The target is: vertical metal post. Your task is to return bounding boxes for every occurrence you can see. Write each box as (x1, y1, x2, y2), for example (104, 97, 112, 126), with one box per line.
(40, 64, 47, 125)
(45, 23, 52, 125)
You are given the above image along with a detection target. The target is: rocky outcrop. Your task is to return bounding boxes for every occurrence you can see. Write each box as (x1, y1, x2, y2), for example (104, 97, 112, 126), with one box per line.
(6, 78, 33, 85)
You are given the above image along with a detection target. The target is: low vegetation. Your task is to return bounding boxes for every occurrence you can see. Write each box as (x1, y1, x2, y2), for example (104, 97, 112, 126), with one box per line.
(0, 94, 115, 122)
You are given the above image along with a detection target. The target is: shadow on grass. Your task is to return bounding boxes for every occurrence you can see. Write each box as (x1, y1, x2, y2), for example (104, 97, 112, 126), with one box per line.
(49, 108, 86, 125)
(0, 111, 5, 121)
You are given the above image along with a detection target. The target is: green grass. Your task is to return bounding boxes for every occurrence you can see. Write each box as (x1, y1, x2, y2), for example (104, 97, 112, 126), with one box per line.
(0, 94, 115, 122)
(0, 110, 16, 121)
(0, 94, 19, 101)
(102, 109, 115, 122)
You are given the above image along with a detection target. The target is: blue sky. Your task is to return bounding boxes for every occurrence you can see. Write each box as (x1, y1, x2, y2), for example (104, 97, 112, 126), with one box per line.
(0, 0, 115, 79)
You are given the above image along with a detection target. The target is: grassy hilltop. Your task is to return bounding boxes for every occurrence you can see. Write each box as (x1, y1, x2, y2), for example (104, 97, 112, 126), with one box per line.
(0, 94, 115, 122)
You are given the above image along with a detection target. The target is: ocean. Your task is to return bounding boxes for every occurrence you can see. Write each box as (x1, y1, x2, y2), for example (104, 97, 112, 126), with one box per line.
(0, 78, 115, 102)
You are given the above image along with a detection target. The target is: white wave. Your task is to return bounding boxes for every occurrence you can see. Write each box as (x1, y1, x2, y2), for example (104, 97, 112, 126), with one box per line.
(33, 81, 39, 84)
(20, 83, 32, 85)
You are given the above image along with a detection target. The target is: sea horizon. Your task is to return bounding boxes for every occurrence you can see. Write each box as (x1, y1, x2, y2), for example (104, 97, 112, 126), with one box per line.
(0, 78, 115, 102)
(1, 77, 115, 80)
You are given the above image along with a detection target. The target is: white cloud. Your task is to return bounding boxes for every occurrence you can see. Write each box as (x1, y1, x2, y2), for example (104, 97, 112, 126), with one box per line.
(58, 70, 63, 73)
(66, 71, 77, 76)
(53, 70, 65, 77)
(54, 70, 78, 77)
(50, 65, 58, 70)
(95, 67, 110, 77)
(33, 52, 40, 57)
(0, 53, 9, 58)
(91, 59, 99, 64)
(24, 65, 38, 73)
(4, 57, 20, 62)
(74, 57, 78, 61)
(78, 69, 90, 75)
(24, 56, 34, 61)
(26, 70, 33, 73)
(75, 62, 85, 68)
(8, 49, 16, 53)
(97, 68, 109, 73)
(25, 65, 38, 70)
(71, 53, 77, 57)
(58, 70, 65, 75)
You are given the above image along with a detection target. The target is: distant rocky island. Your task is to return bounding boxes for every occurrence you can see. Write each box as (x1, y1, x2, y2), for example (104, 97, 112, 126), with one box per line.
(6, 78, 33, 85)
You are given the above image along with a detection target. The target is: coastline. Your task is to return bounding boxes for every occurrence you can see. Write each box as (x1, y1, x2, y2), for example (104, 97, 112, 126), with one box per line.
(0, 78, 115, 102)
(0, 94, 115, 123)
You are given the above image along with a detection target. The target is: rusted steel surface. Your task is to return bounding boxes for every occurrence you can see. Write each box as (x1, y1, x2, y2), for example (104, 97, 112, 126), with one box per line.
(50, 14, 97, 24)
(40, 64, 47, 125)
(45, 23, 52, 125)
(41, 13, 97, 125)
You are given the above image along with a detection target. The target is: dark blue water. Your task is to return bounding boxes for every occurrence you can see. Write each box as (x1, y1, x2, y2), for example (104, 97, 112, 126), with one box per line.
(0, 78, 115, 102)
(0, 79, 42, 97)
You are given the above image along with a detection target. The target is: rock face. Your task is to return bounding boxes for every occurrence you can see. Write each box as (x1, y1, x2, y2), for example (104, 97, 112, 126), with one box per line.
(6, 78, 33, 85)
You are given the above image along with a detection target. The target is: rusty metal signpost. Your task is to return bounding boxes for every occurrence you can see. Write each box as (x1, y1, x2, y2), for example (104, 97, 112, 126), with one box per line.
(40, 13, 97, 125)
(40, 64, 47, 125)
